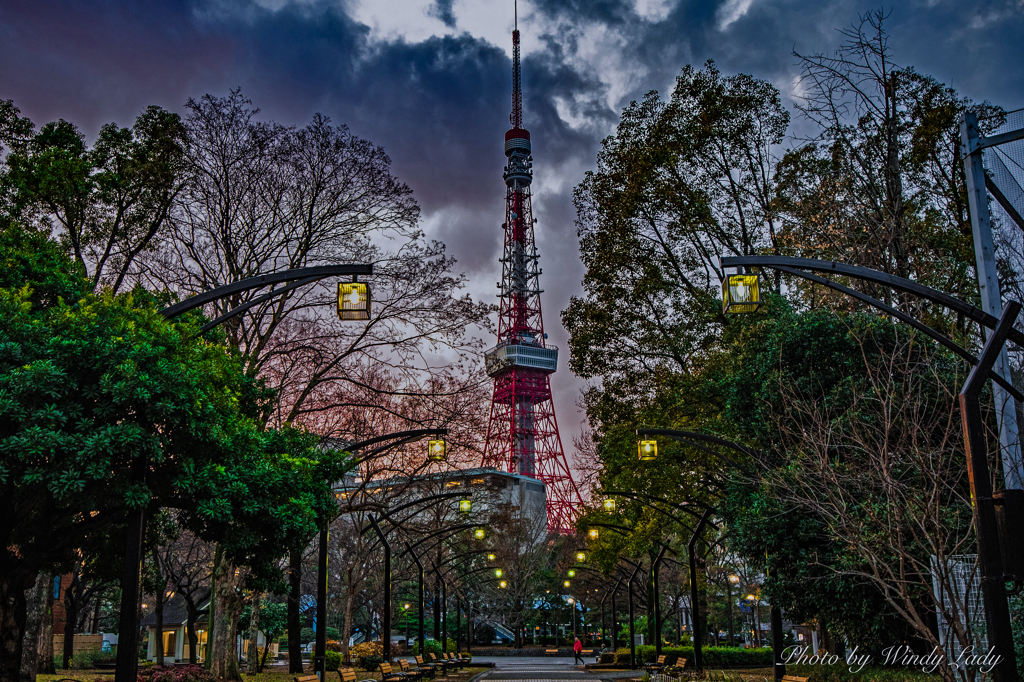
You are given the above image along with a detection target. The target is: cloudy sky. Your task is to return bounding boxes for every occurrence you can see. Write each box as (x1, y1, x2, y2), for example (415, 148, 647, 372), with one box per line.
(3, 0, 1023, 462)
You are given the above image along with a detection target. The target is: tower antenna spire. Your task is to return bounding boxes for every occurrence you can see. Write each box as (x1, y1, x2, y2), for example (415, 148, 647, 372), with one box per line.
(511, 2, 522, 129)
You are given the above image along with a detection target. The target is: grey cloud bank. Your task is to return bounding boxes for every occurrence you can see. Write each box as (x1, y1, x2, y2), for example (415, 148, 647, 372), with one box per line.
(2, 0, 1022, 458)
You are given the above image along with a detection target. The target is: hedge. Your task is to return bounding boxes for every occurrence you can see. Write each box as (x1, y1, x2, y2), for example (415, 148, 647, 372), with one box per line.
(614, 646, 773, 667)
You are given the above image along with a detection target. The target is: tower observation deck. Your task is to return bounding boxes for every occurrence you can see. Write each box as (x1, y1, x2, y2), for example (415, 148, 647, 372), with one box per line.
(481, 13, 583, 533)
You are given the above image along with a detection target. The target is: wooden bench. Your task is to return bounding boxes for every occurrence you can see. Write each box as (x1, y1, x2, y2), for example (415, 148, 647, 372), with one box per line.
(380, 662, 416, 682)
(336, 669, 357, 682)
(417, 655, 444, 677)
(545, 649, 559, 656)
(296, 675, 320, 682)
(580, 649, 594, 657)
(644, 655, 668, 673)
(427, 653, 451, 674)
(397, 660, 422, 681)
(405, 658, 434, 679)
(443, 654, 466, 671)
(782, 677, 809, 682)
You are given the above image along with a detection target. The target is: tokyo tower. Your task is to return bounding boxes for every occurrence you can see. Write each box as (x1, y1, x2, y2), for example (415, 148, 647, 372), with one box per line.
(482, 7, 583, 532)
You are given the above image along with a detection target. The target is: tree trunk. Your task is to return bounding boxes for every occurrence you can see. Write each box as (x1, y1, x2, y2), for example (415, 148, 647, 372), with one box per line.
(37, 578, 54, 676)
(246, 591, 260, 674)
(208, 550, 244, 681)
(62, 571, 80, 670)
(0, 572, 32, 682)
(287, 548, 303, 674)
(20, 573, 49, 682)
(183, 597, 200, 665)
(91, 591, 103, 634)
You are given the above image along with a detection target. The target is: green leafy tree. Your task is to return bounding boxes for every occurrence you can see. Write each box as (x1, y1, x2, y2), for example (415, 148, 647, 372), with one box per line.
(2, 101, 185, 293)
(0, 221, 349, 681)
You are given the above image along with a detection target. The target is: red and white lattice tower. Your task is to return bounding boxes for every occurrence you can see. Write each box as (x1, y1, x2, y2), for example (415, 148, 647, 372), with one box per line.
(482, 13, 583, 532)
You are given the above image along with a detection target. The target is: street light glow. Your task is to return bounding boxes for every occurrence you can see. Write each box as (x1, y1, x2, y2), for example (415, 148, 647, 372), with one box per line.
(567, 569, 576, 578)
(459, 498, 472, 513)
(474, 527, 486, 540)
(427, 439, 446, 461)
(588, 528, 599, 540)
(603, 498, 616, 512)
(638, 439, 657, 461)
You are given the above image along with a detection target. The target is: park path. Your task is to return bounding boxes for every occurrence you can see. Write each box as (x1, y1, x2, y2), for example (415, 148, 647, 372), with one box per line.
(469, 658, 629, 682)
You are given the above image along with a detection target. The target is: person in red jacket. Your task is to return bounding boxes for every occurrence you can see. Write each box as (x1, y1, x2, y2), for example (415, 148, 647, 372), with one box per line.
(573, 637, 584, 664)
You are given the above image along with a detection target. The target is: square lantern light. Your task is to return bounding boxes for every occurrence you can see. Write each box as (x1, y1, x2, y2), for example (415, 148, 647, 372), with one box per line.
(495, 568, 503, 578)
(638, 440, 658, 461)
(567, 569, 576, 578)
(459, 499, 472, 514)
(499, 580, 508, 589)
(487, 553, 497, 562)
(722, 273, 761, 314)
(588, 528, 599, 540)
(338, 281, 371, 320)
(575, 552, 587, 563)
(427, 439, 446, 461)
(602, 498, 616, 512)
(474, 527, 486, 540)
(563, 580, 571, 588)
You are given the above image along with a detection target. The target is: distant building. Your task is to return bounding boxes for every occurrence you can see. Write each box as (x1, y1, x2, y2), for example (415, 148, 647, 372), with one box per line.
(339, 466, 547, 528)
(139, 594, 209, 664)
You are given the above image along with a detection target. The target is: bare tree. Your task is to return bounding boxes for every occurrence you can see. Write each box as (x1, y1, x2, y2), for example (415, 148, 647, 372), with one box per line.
(134, 90, 491, 678)
(766, 330, 979, 682)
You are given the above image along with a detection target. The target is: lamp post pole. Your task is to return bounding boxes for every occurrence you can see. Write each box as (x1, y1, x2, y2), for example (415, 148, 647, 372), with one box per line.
(626, 561, 641, 669)
(406, 544, 426, 654)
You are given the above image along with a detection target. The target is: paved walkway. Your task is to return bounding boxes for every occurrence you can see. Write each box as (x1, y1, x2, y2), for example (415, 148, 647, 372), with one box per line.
(468, 658, 636, 682)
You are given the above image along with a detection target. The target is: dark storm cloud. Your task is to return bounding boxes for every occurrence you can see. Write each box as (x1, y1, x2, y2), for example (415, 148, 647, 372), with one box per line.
(2, 0, 1023, 449)
(428, 0, 458, 29)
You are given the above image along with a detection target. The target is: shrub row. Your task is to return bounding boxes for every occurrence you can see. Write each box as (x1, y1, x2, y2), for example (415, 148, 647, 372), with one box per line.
(613, 646, 773, 667)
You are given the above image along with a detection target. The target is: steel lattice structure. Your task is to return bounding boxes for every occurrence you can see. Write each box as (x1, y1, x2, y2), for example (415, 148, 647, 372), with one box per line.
(482, 17, 582, 532)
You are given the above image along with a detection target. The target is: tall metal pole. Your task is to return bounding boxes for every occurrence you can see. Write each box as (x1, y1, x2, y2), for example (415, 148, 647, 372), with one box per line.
(369, 517, 391, 662)
(405, 543, 425, 653)
(651, 547, 666, 658)
(688, 510, 711, 674)
(959, 301, 1021, 682)
(962, 111, 1023, 491)
(725, 579, 734, 646)
(611, 581, 619, 652)
(770, 607, 785, 682)
(441, 577, 447, 651)
(114, 506, 144, 682)
(627, 562, 641, 669)
(315, 527, 328, 680)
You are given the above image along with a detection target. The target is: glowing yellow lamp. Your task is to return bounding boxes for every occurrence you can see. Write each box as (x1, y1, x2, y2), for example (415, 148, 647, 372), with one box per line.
(495, 568, 503, 578)
(427, 439, 446, 461)
(602, 499, 616, 512)
(487, 553, 496, 562)
(722, 273, 761, 314)
(588, 528, 599, 540)
(459, 499, 472, 514)
(474, 527, 486, 540)
(638, 440, 657, 461)
(499, 580, 508, 589)
(567, 569, 576, 578)
(338, 281, 370, 320)
(563, 580, 571, 588)
(576, 552, 587, 563)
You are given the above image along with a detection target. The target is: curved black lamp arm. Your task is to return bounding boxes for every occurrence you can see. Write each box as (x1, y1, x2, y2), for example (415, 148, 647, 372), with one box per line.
(399, 523, 477, 557)
(350, 428, 450, 465)
(722, 255, 1024, 350)
(197, 275, 318, 333)
(725, 258, 1022, 401)
(159, 263, 372, 319)
(604, 489, 712, 520)
(359, 490, 470, 542)
(636, 429, 757, 476)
